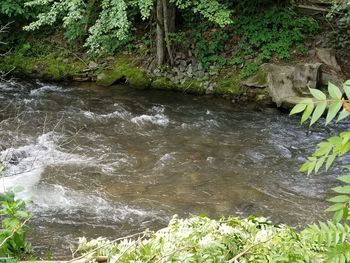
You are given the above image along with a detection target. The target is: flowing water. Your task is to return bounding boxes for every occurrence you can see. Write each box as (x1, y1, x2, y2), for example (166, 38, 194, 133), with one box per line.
(0, 81, 347, 258)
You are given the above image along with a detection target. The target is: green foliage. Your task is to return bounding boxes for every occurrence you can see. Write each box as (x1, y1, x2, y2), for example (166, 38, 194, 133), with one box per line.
(0, 193, 32, 258)
(76, 216, 310, 262)
(290, 80, 350, 263)
(190, 22, 229, 68)
(24, 0, 232, 55)
(328, 0, 350, 24)
(0, 0, 35, 19)
(0, 164, 32, 259)
(76, 215, 350, 262)
(301, 221, 350, 262)
(290, 81, 350, 224)
(230, 8, 318, 77)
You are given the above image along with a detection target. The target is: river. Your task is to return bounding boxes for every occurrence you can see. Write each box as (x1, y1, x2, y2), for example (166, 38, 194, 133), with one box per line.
(0, 80, 346, 258)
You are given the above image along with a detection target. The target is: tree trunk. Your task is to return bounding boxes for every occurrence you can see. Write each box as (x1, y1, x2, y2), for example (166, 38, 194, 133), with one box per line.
(156, 0, 165, 66)
(156, 0, 176, 66)
(168, 4, 176, 33)
(162, 0, 174, 66)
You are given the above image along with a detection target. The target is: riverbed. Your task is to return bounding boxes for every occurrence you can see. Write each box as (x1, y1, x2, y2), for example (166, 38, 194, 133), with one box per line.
(0, 81, 345, 258)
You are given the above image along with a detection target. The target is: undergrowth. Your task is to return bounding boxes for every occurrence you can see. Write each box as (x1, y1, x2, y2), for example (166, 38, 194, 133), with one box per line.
(76, 215, 350, 263)
(184, 8, 318, 77)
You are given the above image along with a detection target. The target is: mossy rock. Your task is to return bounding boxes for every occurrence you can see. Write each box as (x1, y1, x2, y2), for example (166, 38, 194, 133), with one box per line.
(151, 77, 176, 90)
(178, 80, 205, 94)
(242, 68, 268, 88)
(215, 72, 243, 95)
(97, 57, 151, 89)
(0, 53, 85, 81)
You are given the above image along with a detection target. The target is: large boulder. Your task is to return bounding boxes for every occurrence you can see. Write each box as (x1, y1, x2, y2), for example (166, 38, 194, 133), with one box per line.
(246, 63, 323, 108)
(316, 48, 342, 72)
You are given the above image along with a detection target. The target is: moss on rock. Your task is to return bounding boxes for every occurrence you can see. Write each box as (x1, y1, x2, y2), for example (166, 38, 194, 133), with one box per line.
(96, 56, 151, 89)
(178, 80, 205, 94)
(151, 77, 205, 94)
(151, 77, 176, 90)
(0, 52, 85, 81)
(215, 72, 243, 95)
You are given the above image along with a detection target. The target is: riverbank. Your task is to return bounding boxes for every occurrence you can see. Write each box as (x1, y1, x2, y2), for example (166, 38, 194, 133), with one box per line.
(1, 3, 349, 109)
(0, 50, 271, 106)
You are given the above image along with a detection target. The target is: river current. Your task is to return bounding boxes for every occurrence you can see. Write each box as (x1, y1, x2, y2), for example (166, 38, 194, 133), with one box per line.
(0, 81, 346, 258)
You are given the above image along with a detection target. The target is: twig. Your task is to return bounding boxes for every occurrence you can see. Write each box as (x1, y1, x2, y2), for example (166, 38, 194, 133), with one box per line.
(228, 237, 273, 263)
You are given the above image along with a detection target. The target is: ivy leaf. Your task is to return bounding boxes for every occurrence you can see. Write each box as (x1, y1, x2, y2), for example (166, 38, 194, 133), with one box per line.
(328, 82, 342, 100)
(310, 101, 327, 126)
(309, 88, 326, 101)
(326, 101, 342, 125)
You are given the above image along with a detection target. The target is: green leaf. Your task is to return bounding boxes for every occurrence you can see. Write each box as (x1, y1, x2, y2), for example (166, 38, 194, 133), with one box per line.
(315, 157, 326, 173)
(343, 207, 349, 221)
(333, 209, 344, 223)
(333, 186, 350, 194)
(337, 110, 350, 122)
(307, 160, 316, 175)
(309, 88, 327, 100)
(326, 203, 345, 212)
(326, 154, 337, 171)
(344, 81, 350, 99)
(310, 101, 327, 126)
(299, 162, 309, 172)
(290, 103, 307, 115)
(339, 175, 350, 184)
(14, 211, 30, 219)
(328, 82, 343, 100)
(328, 195, 350, 203)
(326, 101, 343, 125)
(301, 103, 314, 124)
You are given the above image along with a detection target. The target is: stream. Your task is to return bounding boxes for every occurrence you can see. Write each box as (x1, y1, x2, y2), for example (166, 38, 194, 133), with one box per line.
(0, 80, 347, 258)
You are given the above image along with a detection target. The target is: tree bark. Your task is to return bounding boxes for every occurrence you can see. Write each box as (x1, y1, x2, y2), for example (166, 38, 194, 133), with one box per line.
(168, 4, 176, 33)
(162, 0, 174, 66)
(156, 0, 165, 66)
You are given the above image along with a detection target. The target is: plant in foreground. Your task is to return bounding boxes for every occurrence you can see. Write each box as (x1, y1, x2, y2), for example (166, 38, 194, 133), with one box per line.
(290, 80, 350, 223)
(0, 163, 32, 259)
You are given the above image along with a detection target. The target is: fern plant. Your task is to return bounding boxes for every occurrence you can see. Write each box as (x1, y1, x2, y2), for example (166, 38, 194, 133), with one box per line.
(290, 80, 350, 224)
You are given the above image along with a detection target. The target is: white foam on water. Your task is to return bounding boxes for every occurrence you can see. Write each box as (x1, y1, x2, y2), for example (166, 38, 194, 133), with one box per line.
(29, 183, 159, 224)
(30, 85, 63, 96)
(0, 132, 91, 196)
(131, 114, 169, 126)
(82, 107, 131, 121)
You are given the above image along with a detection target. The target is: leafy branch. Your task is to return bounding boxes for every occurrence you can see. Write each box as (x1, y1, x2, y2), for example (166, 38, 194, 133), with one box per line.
(290, 80, 350, 224)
